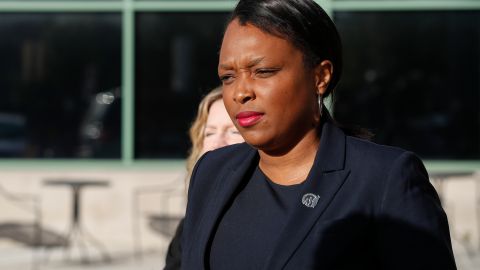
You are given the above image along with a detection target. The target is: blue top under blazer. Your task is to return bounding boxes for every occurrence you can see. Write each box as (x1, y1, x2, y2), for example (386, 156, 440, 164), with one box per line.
(181, 121, 456, 270)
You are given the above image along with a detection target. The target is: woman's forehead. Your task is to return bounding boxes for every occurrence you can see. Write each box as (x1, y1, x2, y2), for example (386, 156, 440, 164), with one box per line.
(219, 20, 299, 67)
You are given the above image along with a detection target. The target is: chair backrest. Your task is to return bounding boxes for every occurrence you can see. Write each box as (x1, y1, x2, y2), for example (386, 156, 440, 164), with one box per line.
(0, 183, 39, 215)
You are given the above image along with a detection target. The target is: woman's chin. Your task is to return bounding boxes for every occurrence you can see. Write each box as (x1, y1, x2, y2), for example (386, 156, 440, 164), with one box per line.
(243, 138, 282, 155)
(240, 131, 269, 149)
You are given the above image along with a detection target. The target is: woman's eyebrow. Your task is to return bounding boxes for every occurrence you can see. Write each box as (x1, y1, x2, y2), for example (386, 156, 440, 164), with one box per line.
(246, 56, 265, 68)
(219, 56, 265, 70)
(218, 63, 232, 70)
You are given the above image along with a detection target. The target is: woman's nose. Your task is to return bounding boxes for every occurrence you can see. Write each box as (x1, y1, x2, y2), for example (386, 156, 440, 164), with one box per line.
(215, 134, 229, 148)
(206, 139, 227, 152)
(233, 76, 255, 104)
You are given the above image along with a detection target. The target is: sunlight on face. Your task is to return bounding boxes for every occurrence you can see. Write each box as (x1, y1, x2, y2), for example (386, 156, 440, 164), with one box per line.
(202, 99, 244, 154)
(219, 20, 319, 152)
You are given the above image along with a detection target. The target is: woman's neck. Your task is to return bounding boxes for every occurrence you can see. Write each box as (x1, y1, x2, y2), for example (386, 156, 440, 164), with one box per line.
(258, 129, 320, 186)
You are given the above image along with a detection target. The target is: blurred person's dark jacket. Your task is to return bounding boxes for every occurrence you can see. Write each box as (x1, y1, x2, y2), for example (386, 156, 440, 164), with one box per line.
(164, 219, 183, 270)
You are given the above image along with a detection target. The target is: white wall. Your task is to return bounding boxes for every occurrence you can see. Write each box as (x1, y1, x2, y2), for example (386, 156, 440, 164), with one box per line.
(0, 168, 187, 258)
(0, 169, 478, 264)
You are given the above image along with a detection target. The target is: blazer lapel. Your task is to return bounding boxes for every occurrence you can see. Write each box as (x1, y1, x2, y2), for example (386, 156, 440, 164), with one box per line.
(263, 122, 351, 270)
(191, 146, 258, 268)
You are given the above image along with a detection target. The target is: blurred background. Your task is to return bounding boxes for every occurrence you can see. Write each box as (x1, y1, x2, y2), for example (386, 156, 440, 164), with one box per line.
(0, 0, 479, 269)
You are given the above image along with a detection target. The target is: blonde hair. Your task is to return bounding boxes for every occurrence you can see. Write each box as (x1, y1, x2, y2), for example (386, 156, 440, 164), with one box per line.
(185, 86, 223, 183)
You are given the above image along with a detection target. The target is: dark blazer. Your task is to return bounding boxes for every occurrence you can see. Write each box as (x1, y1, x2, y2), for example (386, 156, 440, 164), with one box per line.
(164, 218, 183, 270)
(181, 121, 456, 270)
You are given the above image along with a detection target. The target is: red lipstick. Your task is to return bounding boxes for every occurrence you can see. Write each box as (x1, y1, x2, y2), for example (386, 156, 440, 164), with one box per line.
(236, 111, 264, 127)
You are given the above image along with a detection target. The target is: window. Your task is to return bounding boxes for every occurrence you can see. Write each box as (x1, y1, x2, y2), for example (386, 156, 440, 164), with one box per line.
(135, 12, 229, 158)
(0, 13, 121, 158)
(334, 11, 480, 159)
(0, 0, 478, 169)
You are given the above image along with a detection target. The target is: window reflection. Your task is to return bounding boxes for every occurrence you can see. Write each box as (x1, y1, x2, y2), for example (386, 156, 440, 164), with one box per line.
(334, 11, 480, 159)
(135, 12, 229, 158)
(0, 13, 121, 158)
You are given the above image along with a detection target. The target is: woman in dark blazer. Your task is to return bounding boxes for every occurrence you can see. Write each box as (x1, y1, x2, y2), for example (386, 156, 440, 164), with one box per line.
(181, 0, 456, 269)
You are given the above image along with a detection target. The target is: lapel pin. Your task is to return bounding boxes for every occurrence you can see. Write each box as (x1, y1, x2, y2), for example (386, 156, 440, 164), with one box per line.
(302, 193, 320, 208)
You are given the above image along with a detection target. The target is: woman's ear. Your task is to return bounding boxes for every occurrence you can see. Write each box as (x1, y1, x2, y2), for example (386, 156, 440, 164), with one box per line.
(314, 60, 333, 96)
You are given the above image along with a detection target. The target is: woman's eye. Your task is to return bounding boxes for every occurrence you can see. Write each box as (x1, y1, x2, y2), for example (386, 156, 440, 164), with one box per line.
(226, 129, 241, 137)
(255, 68, 279, 78)
(219, 74, 234, 84)
(204, 132, 215, 137)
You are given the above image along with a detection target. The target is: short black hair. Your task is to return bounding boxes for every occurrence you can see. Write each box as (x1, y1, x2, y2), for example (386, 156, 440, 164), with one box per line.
(230, 0, 343, 96)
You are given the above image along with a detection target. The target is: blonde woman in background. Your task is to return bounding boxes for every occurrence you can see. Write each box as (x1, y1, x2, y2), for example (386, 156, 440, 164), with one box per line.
(164, 86, 244, 270)
(185, 86, 244, 182)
